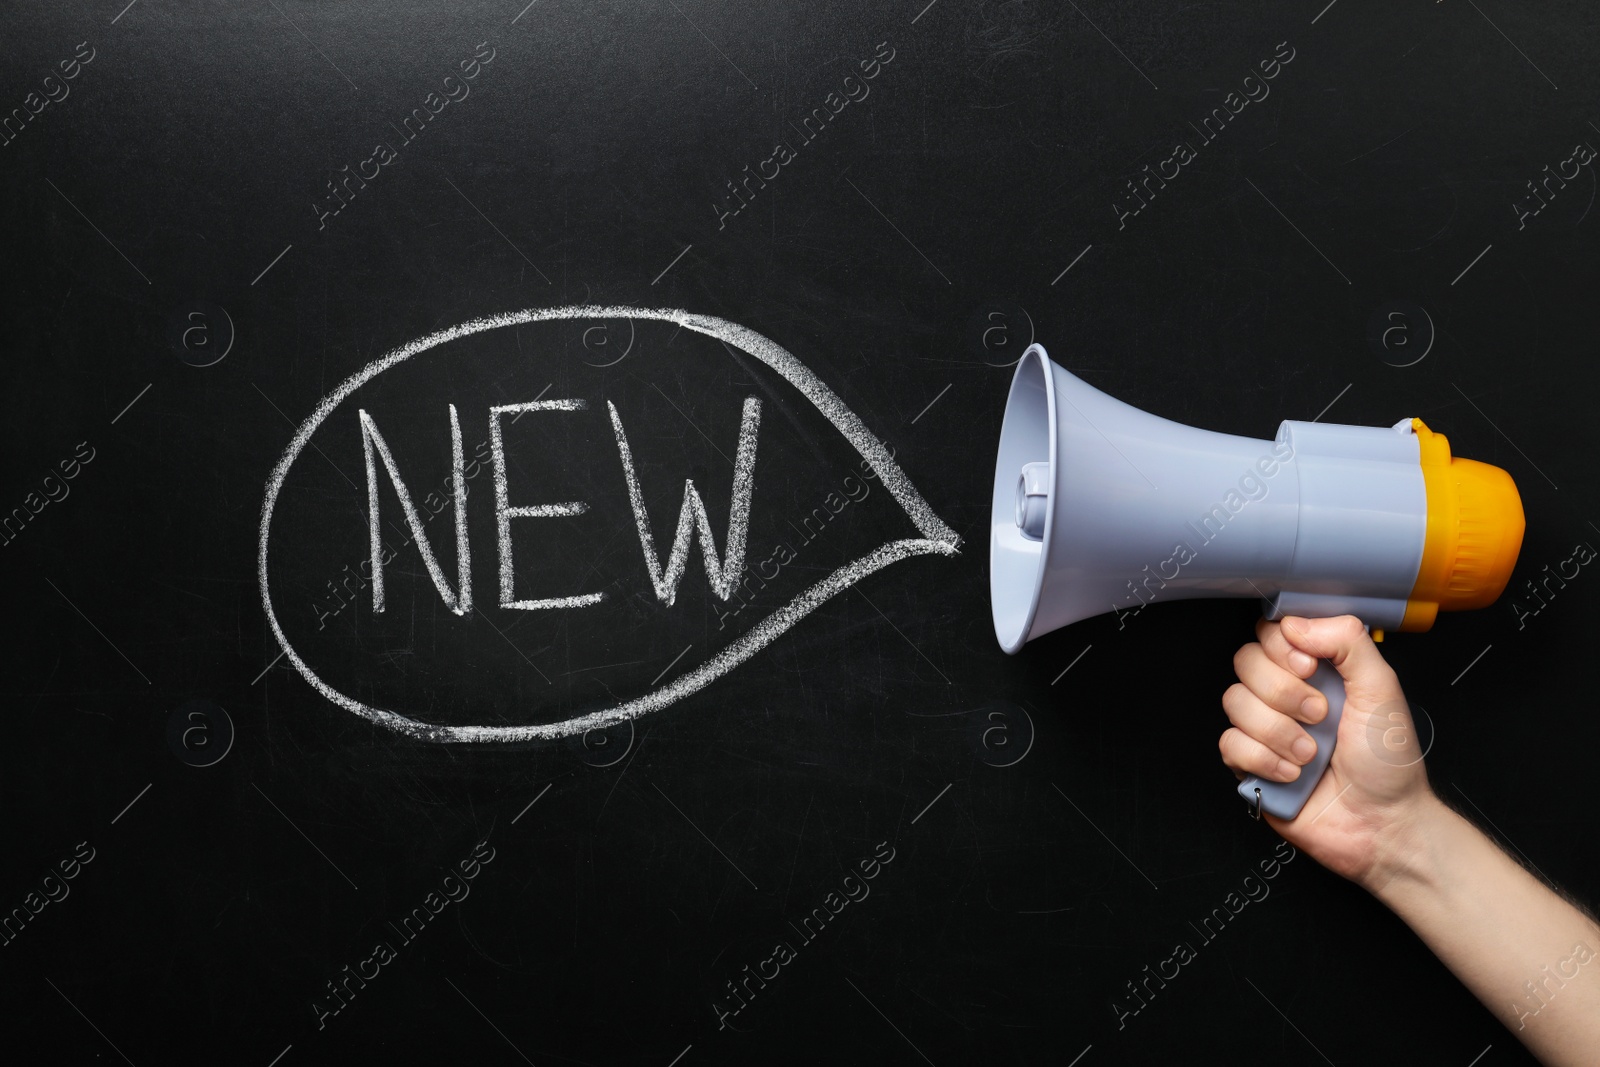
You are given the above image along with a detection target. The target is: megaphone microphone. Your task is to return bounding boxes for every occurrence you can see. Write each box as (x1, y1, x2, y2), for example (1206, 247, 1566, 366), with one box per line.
(990, 344, 1524, 820)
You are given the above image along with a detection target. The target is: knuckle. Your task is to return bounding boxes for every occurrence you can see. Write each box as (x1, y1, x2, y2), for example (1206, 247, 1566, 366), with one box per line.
(1271, 717, 1304, 753)
(1251, 706, 1284, 744)
(1274, 674, 1309, 711)
(1221, 727, 1278, 778)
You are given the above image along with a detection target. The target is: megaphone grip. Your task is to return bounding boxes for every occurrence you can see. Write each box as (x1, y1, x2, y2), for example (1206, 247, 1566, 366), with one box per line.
(1236, 661, 1346, 820)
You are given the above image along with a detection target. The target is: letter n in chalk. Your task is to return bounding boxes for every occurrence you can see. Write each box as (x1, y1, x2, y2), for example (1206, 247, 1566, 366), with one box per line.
(358, 406, 472, 615)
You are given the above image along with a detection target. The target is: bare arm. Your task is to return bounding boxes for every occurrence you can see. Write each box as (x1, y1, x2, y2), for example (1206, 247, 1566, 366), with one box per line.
(1367, 794, 1600, 1062)
(1218, 615, 1600, 1066)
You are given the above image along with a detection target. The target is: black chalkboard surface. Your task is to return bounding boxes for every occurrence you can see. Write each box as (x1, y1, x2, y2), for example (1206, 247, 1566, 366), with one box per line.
(4, 3, 1596, 1064)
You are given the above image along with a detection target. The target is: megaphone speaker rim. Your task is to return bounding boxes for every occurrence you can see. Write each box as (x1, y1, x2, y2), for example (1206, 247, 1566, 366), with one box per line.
(990, 344, 1056, 653)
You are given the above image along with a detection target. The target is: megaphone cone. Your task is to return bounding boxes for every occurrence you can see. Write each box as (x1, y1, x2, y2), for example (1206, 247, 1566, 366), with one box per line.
(992, 346, 1305, 652)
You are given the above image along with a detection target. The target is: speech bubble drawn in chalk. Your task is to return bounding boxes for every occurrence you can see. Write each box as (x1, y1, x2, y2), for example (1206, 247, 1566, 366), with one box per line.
(258, 306, 961, 743)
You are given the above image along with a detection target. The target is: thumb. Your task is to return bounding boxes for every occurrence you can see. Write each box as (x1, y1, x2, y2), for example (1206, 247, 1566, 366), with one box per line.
(1278, 615, 1402, 702)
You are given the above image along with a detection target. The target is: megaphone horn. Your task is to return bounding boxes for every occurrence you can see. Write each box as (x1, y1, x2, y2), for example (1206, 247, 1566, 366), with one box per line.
(990, 344, 1524, 820)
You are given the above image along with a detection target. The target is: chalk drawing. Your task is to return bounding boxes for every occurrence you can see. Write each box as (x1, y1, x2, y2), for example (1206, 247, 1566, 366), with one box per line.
(259, 306, 960, 742)
(608, 396, 760, 606)
(488, 399, 604, 610)
(359, 405, 471, 615)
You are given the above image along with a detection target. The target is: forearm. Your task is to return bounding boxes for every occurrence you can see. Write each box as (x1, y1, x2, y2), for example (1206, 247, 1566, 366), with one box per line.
(1367, 795, 1600, 1066)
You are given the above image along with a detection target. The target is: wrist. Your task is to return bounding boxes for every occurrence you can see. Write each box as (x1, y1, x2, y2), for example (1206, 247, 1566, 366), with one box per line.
(1358, 789, 1457, 902)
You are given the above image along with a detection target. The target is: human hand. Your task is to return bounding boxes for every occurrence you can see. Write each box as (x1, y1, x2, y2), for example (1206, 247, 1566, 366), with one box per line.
(1218, 615, 1441, 889)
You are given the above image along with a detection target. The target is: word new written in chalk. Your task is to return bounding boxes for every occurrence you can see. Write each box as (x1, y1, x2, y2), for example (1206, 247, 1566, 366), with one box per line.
(358, 395, 762, 614)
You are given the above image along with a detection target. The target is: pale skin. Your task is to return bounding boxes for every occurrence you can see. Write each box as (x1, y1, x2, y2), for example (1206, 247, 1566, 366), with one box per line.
(1220, 615, 1600, 1067)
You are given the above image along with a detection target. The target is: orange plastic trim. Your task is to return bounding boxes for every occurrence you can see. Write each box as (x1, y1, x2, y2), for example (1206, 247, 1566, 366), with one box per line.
(1399, 418, 1526, 632)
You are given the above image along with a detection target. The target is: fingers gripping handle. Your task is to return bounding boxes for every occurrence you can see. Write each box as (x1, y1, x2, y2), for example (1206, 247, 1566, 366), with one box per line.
(1236, 661, 1345, 820)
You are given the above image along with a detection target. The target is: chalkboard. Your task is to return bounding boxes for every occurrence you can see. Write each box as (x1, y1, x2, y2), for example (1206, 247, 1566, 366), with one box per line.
(4, 2, 1596, 1064)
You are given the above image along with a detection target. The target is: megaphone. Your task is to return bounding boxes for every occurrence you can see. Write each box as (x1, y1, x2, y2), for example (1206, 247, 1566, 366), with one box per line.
(990, 344, 1524, 820)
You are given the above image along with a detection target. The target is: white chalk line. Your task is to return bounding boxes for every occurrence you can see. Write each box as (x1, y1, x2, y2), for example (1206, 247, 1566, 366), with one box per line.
(490, 399, 597, 609)
(361, 405, 471, 615)
(503, 591, 604, 610)
(258, 306, 961, 742)
(609, 397, 760, 606)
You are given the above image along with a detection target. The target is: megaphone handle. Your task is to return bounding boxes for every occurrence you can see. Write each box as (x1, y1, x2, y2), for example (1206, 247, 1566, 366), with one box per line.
(1236, 661, 1346, 820)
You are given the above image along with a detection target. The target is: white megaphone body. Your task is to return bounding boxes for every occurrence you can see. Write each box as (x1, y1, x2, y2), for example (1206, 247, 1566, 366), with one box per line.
(991, 345, 1525, 819)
